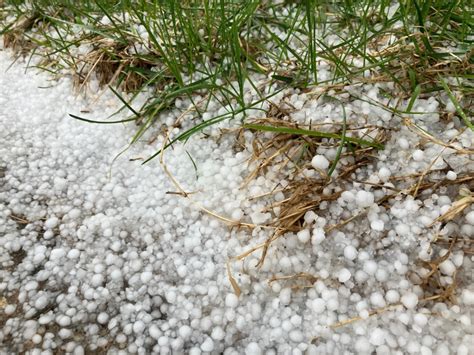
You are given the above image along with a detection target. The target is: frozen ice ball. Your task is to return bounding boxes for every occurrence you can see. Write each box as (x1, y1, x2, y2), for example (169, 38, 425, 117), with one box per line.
(461, 289, 474, 305)
(370, 220, 384, 231)
(412, 149, 424, 162)
(297, 229, 311, 243)
(312, 298, 326, 313)
(439, 259, 456, 276)
(97, 312, 109, 325)
(338, 268, 351, 283)
(35, 296, 48, 310)
(465, 211, 474, 225)
(200, 337, 214, 352)
(44, 217, 59, 229)
(378, 167, 391, 181)
(140, 271, 153, 283)
(356, 190, 374, 208)
(245, 342, 262, 355)
(312, 228, 326, 245)
(363, 260, 378, 275)
(369, 328, 385, 346)
(225, 293, 239, 308)
(446, 171, 457, 180)
(401, 292, 418, 309)
(343, 245, 358, 261)
(311, 155, 330, 170)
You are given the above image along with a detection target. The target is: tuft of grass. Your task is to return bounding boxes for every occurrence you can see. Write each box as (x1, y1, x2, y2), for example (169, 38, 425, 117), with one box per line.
(2, 0, 472, 156)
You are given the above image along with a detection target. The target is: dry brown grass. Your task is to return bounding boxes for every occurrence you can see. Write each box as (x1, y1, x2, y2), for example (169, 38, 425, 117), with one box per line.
(3, 14, 39, 56)
(3, 16, 155, 93)
(74, 38, 156, 92)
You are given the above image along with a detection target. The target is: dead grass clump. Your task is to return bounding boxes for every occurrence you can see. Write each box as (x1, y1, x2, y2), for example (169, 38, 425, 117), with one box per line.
(237, 109, 385, 271)
(414, 237, 459, 304)
(3, 14, 39, 56)
(409, 188, 473, 306)
(75, 39, 156, 93)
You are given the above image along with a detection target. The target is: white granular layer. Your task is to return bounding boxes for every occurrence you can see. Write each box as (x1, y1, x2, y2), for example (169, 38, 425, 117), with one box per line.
(0, 48, 473, 355)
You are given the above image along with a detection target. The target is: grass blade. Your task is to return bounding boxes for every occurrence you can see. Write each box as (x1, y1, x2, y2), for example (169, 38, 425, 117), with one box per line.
(439, 77, 474, 131)
(243, 124, 383, 149)
(327, 102, 347, 177)
(69, 114, 136, 124)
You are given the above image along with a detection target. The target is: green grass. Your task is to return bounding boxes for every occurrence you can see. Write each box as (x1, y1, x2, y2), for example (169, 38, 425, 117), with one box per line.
(1, 0, 472, 163)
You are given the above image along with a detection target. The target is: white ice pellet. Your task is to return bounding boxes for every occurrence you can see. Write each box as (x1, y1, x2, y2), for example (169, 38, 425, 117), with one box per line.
(178, 325, 192, 339)
(341, 191, 355, 202)
(311, 155, 330, 170)
(68, 208, 81, 219)
(177, 265, 187, 278)
(25, 281, 38, 291)
(189, 348, 201, 355)
(338, 268, 351, 283)
(363, 260, 378, 275)
(369, 328, 385, 346)
(23, 324, 37, 340)
(401, 292, 419, 309)
(457, 344, 469, 355)
(97, 313, 109, 324)
(225, 294, 239, 308)
(439, 259, 456, 276)
(231, 209, 243, 220)
(67, 249, 80, 259)
(250, 211, 271, 224)
(355, 337, 371, 353)
(245, 342, 262, 355)
(279, 288, 291, 305)
(356, 190, 374, 208)
(149, 325, 161, 340)
(200, 337, 214, 352)
(50, 248, 66, 260)
(370, 292, 386, 308)
(304, 211, 318, 224)
(133, 320, 145, 334)
(289, 329, 304, 343)
(57, 315, 71, 327)
(211, 327, 225, 341)
(5, 304, 16, 315)
(140, 271, 153, 283)
(398, 137, 409, 149)
(370, 220, 384, 231)
(386, 290, 400, 303)
(297, 229, 311, 243)
(414, 313, 428, 328)
(35, 296, 49, 310)
(466, 211, 474, 225)
(446, 171, 457, 180)
(343, 245, 358, 260)
(312, 228, 326, 245)
(461, 289, 474, 305)
(459, 314, 471, 326)
(91, 274, 104, 287)
(312, 298, 326, 314)
(110, 269, 122, 280)
(412, 149, 424, 161)
(44, 217, 59, 229)
(378, 167, 391, 181)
